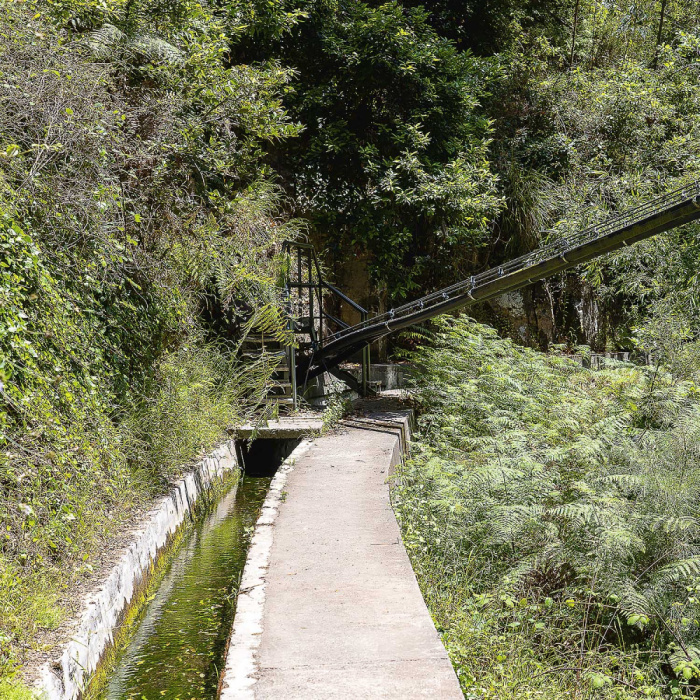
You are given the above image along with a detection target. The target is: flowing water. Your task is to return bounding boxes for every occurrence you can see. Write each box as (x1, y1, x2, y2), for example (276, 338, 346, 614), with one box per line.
(97, 475, 270, 700)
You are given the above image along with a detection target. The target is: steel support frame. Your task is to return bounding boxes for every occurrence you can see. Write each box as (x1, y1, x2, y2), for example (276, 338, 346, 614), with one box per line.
(297, 188, 700, 382)
(283, 241, 372, 400)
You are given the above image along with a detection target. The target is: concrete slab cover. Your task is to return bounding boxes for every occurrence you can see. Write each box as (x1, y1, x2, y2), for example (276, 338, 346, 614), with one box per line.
(221, 402, 462, 699)
(233, 416, 324, 440)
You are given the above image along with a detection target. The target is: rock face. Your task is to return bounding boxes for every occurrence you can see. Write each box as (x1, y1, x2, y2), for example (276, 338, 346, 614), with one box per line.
(315, 240, 614, 353)
(477, 278, 611, 351)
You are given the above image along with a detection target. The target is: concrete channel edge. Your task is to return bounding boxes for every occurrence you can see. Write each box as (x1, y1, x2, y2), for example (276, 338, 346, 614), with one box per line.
(219, 439, 314, 700)
(36, 440, 240, 700)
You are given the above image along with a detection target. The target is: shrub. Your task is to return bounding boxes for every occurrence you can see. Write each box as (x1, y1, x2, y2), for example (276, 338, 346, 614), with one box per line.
(0, 0, 299, 679)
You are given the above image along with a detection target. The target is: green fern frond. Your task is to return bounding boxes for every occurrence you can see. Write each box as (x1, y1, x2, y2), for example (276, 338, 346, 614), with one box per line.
(598, 473, 644, 491)
(463, 466, 526, 489)
(654, 557, 700, 585)
(669, 646, 700, 668)
(243, 304, 294, 346)
(85, 23, 126, 59)
(489, 504, 546, 544)
(550, 503, 608, 526)
(615, 585, 655, 621)
(646, 516, 698, 534)
(127, 36, 183, 66)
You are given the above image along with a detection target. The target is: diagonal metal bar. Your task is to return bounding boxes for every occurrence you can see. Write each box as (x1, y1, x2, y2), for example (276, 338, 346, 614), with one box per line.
(297, 182, 700, 383)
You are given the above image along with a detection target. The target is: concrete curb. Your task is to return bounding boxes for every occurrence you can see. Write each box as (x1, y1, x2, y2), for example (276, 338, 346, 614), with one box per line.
(36, 441, 240, 700)
(219, 439, 314, 700)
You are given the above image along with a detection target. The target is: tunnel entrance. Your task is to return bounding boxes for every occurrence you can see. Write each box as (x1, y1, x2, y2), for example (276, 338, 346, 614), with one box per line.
(235, 438, 301, 477)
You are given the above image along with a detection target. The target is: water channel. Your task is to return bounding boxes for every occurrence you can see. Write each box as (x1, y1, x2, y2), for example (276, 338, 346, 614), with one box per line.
(96, 474, 269, 700)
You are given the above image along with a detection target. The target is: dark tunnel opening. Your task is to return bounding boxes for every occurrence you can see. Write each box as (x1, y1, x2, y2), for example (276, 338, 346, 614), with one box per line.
(235, 438, 301, 477)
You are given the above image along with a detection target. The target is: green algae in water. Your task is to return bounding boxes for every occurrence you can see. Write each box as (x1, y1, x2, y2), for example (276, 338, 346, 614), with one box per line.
(99, 476, 270, 700)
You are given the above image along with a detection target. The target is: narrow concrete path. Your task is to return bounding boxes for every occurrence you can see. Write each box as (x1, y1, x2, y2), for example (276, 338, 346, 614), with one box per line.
(222, 403, 462, 699)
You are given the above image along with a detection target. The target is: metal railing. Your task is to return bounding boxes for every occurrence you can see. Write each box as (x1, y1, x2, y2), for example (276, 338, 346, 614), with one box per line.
(328, 181, 700, 342)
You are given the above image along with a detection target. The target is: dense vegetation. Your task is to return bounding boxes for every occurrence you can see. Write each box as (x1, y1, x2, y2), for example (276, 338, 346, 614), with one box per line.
(396, 317, 700, 698)
(4, 0, 700, 697)
(0, 0, 299, 691)
(254, 0, 700, 343)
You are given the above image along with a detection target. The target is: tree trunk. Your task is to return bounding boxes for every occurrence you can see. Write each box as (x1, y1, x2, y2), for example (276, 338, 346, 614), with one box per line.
(652, 0, 669, 68)
(589, 0, 599, 67)
(570, 0, 581, 65)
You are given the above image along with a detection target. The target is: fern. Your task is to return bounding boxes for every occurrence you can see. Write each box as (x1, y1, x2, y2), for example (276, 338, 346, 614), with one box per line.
(550, 503, 616, 527)
(615, 584, 656, 621)
(598, 473, 644, 492)
(396, 315, 700, 688)
(85, 23, 126, 59)
(243, 303, 294, 346)
(654, 557, 700, 586)
(463, 465, 527, 489)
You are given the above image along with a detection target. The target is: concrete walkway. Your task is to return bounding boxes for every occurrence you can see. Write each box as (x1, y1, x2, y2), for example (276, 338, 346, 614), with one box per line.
(221, 403, 462, 699)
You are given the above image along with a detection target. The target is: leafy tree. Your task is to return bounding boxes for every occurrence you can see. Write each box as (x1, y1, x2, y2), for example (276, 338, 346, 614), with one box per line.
(465, 6, 700, 348)
(253, 1, 500, 299)
(402, 0, 571, 56)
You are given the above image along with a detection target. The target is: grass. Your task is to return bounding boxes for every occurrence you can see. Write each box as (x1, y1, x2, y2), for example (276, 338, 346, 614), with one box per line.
(0, 679, 38, 700)
(410, 554, 662, 699)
